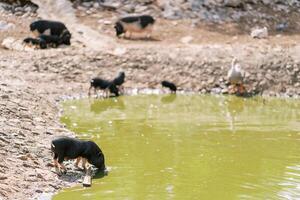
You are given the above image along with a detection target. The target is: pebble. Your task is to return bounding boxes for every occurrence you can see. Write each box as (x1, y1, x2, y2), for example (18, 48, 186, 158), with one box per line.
(103, 20, 112, 25)
(0, 21, 15, 30)
(180, 36, 193, 44)
(17, 155, 28, 161)
(1, 94, 9, 99)
(251, 27, 268, 39)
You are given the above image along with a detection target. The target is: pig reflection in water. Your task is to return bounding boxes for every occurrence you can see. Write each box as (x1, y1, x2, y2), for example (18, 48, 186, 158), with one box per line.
(160, 94, 177, 104)
(90, 98, 125, 114)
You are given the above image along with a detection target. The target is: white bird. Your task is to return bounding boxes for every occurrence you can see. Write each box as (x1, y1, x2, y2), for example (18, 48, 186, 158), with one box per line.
(227, 58, 245, 94)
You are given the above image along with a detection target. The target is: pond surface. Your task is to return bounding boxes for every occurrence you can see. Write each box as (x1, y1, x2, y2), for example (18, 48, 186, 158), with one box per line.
(53, 95, 300, 200)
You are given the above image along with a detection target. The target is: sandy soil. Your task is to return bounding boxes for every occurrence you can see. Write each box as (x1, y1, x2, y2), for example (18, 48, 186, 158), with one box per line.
(0, 1, 300, 199)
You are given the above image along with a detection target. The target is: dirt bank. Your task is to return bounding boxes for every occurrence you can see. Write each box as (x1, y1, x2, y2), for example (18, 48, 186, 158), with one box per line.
(0, 1, 300, 199)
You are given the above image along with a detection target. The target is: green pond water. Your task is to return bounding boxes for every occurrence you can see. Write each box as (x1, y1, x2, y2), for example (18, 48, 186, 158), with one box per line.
(53, 95, 300, 200)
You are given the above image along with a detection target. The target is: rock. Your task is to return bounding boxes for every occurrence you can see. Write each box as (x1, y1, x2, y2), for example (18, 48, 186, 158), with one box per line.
(122, 4, 135, 13)
(22, 12, 30, 18)
(14, 7, 24, 12)
(224, 0, 242, 7)
(135, 5, 148, 13)
(112, 47, 127, 56)
(23, 162, 34, 168)
(265, 73, 273, 81)
(211, 87, 222, 94)
(180, 36, 193, 44)
(24, 6, 33, 13)
(261, 0, 271, 5)
(276, 22, 288, 32)
(0, 20, 15, 30)
(250, 27, 268, 39)
(82, 2, 93, 8)
(99, 2, 120, 10)
(1, 94, 9, 99)
(15, 11, 23, 16)
(37, 193, 53, 200)
(162, 2, 181, 20)
(221, 88, 228, 94)
(2, 37, 15, 49)
(93, 2, 100, 8)
(208, 77, 215, 84)
(86, 9, 93, 15)
(103, 20, 112, 25)
(2, 37, 34, 51)
(17, 155, 28, 161)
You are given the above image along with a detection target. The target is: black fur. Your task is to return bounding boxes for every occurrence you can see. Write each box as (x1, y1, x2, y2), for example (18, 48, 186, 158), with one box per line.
(161, 81, 177, 93)
(23, 37, 39, 45)
(114, 15, 155, 37)
(108, 83, 119, 97)
(120, 15, 155, 28)
(39, 34, 61, 47)
(51, 137, 106, 171)
(23, 37, 47, 49)
(89, 78, 119, 97)
(60, 29, 72, 45)
(112, 72, 125, 86)
(30, 20, 71, 46)
(114, 22, 124, 37)
(30, 20, 67, 36)
(139, 15, 155, 28)
(120, 16, 140, 23)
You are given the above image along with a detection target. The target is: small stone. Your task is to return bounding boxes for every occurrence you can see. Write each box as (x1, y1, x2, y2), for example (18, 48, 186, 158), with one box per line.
(93, 2, 100, 8)
(36, 173, 44, 179)
(86, 10, 93, 15)
(112, 47, 127, 56)
(135, 5, 148, 13)
(82, 2, 93, 8)
(221, 88, 228, 94)
(15, 12, 23, 16)
(17, 155, 28, 161)
(211, 87, 221, 94)
(122, 4, 135, 13)
(14, 7, 24, 12)
(22, 12, 30, 18)
(224, 0, 242, 7)
(251, 27, 268, 39)
(103, 20, 112, 25)
(262, 0, 271, 5)
(276, 22, 288, 32)
(23, 163, 34, 168)
(180, 36, 193, 44)
(208, 77, 215, 84)
(1, 94, 9, 99)
(0, 21, 15, 30)
(24, 6, 33, 13)
(265, 73, 273, 80)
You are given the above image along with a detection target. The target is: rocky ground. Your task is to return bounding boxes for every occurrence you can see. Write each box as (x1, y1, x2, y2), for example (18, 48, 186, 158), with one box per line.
(0, 0, 300, 199)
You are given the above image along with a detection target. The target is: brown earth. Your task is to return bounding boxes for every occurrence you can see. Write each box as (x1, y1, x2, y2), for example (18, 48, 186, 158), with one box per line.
(0, 2, 300, 200)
